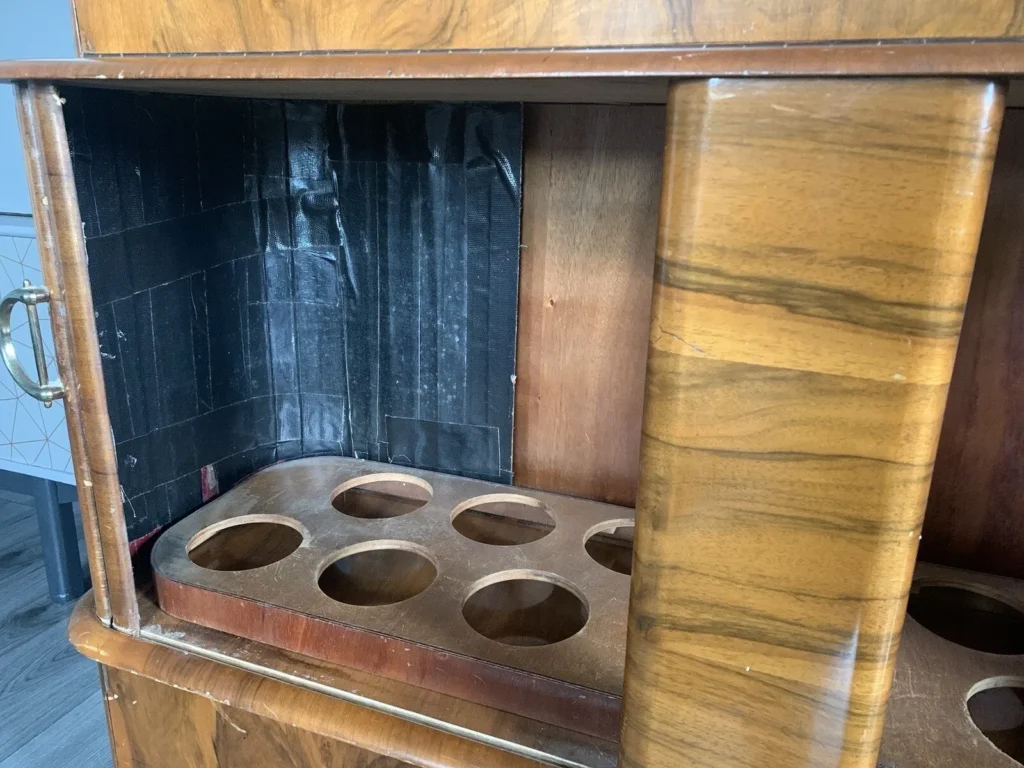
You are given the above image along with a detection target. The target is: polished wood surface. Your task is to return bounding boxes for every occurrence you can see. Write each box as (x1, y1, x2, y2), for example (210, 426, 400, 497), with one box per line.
(70, 0, 1024, 55)
(14, 83, 137, 632)
(619, 78, 1002, 768)
(71, 591, 616, 768)
(155, 578, 621, 740)
(515, 105, 662, 507)
(15, 84, 108, 624)
(6, 42, 1024, 87)
(103, 667, 412, 768)
(922, 109, 1024, 579)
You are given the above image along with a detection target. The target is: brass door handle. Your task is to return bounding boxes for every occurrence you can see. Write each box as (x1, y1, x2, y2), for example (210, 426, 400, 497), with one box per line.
(0, 280, 65, 407)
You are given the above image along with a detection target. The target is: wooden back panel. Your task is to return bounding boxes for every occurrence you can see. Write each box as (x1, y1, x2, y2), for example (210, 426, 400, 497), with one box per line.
(72, 0, 1024, 55)
(922, 109, 1024, 578)
(514, 104, 663, 507)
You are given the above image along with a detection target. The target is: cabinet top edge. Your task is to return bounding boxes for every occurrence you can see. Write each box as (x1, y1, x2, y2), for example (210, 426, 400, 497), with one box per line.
(2, 40, 1024, 86)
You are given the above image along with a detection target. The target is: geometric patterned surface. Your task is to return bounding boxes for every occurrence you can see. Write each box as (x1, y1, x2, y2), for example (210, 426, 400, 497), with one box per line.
(0, 225, 74, 483)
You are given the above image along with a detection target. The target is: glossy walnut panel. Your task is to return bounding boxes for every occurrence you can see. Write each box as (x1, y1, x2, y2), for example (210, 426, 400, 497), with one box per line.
(72, 591, 613, 768)
(79, 593, 614, 765)
(103, 666, 414, 768)
(619, 79, 1002, 768)
(71, 0, 1024, 55)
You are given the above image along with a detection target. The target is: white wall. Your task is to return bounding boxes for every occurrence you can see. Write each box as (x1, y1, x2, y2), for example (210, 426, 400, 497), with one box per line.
(0, 0, 76, 214)
(0, 1, 76, 482)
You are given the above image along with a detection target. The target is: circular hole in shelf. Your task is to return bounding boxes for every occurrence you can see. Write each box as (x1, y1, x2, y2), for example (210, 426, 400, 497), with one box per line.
(451, 494, 554, 546)
(584, 520, 635, 575)
(187, 516, 303, 571)
(906, 583, 1024, 654)
(968, 683, 1024, 763)
(318, 541, 437, 606)
(462, 572, 588, 647)
(331, 473, 432, 519)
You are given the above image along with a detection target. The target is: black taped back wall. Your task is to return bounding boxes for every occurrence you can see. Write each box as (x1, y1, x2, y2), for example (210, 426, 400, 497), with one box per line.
(62, 88, 523, 541)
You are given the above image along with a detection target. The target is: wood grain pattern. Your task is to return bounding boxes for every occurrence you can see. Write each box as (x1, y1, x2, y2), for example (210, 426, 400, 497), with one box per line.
(15, 83, 111, 627)
(619, 78, 1003, 768)
(137, 588, 618, 768)
(922, 109, 1024, 578)
(102, 667, 412, 768)
(155, 577, 621, 740)
(6, 42, 1024, 86)
(515, 105, 662, 507)
(15, 84, 138, 634)
(71, 593, 613, 768)
(70, 0, 1024, 55)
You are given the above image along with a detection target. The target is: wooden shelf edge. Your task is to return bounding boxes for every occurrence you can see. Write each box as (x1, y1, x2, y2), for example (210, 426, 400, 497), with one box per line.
(3, 40, 1024, 85)
(68, 590, 617, 768)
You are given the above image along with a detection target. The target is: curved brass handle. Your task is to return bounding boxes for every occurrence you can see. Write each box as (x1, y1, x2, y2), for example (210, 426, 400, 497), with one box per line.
(0, 280, 65, 407)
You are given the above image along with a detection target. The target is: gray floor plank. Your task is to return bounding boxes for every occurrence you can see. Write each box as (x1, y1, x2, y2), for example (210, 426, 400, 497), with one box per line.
(0, 486, 110, 766)
(0, 690, 111, 768)
(0, 611, 101, 758)
(0, 503, 39, 562)
(0, 588, 72, 657)
(0, 491, 32, 506)
(0, 521, 73, 659)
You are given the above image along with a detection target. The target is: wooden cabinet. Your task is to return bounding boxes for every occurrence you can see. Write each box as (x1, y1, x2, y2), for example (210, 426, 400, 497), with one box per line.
(3, 5, 1024, 766)
(68, 0, 1024, 54)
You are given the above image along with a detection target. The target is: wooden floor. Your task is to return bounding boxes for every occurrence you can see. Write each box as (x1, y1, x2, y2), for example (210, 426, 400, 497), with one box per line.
(0, 489, 112, 767)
